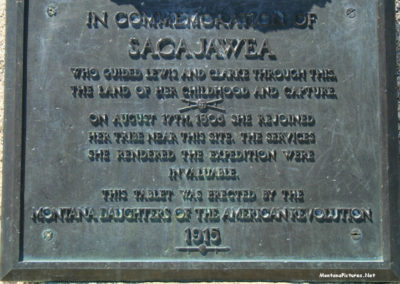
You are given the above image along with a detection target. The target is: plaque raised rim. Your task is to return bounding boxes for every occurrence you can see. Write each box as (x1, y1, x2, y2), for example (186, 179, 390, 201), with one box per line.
(1, 0, 399, 281)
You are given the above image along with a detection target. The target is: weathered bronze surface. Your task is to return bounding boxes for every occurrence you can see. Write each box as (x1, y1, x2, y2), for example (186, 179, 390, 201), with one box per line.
(1, 0, 399, 281)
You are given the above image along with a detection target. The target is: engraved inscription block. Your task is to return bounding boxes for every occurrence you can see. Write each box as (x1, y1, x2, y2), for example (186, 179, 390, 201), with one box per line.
(1, 0, 399, 281)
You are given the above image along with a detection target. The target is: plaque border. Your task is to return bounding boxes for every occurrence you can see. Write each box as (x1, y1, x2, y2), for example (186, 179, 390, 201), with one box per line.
(1, 0, 399, 281)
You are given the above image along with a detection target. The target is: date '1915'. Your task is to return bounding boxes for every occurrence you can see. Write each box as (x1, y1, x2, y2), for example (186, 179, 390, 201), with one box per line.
(176, 227, 230, 255)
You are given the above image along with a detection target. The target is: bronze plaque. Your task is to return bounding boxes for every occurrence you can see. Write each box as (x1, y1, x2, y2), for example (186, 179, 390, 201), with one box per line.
(2, 0, 399, 281)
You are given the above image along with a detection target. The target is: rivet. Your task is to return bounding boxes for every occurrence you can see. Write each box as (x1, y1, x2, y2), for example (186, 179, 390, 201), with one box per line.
(47, 6, 57, 17)
(42, 229, 54, 241)
(351, 228, 362, 241)
(346, 8, 356, 18)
